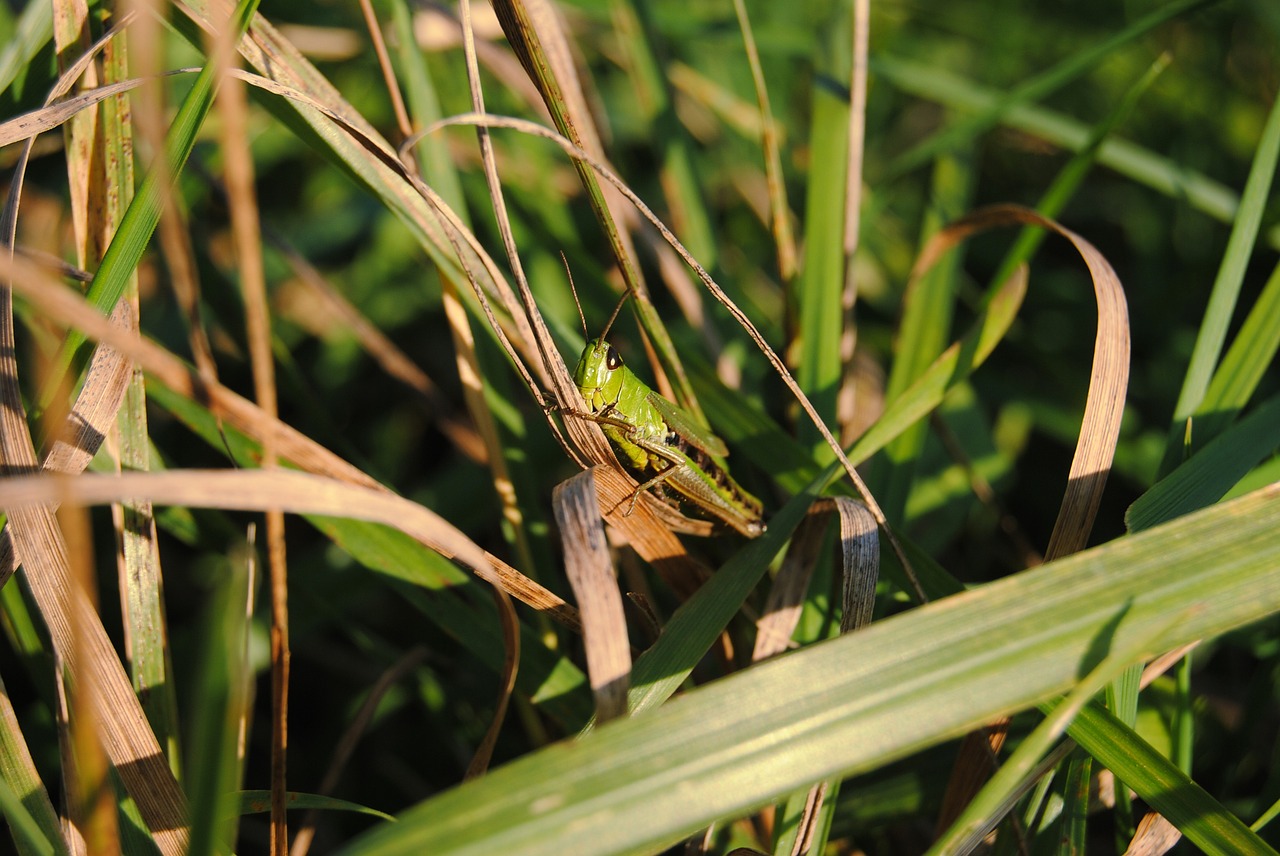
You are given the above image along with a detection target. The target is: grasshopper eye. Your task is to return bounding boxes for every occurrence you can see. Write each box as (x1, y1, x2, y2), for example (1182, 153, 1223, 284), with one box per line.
(605, 345, 623, 371)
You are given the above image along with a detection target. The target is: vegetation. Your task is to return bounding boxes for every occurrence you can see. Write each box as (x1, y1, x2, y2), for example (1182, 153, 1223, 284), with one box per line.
(0, 0, 1276, 853)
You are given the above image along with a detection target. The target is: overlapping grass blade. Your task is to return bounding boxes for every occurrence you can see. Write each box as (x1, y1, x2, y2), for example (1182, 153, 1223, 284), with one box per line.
(334, 484, 1280, 856)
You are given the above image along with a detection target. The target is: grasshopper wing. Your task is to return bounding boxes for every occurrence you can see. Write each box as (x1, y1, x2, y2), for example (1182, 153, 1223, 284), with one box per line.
(647, 392, 730, 459)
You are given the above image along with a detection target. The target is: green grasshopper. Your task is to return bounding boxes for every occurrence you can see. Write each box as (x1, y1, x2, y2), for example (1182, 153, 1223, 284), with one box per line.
(568, 297, 766, 538)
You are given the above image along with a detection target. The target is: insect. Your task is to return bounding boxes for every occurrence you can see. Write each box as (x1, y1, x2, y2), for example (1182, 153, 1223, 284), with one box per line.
(568, 295, 766, 538)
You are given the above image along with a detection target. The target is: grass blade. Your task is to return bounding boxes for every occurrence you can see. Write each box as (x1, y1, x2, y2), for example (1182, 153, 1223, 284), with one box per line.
(334, 483, 1280, 856)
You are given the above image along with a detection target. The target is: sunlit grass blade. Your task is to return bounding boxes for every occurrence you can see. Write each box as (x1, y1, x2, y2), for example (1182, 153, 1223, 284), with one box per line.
(929, 618, 1176, 854)
(1128, 392, 1280, 532)
(1185, 257, 1280, 451)
(795, 23, 849, 455)
(1067, 699, 1274, 855)
(335, 484, 1280, 856)
(879, 149, 973, 520)
(1159, 89, 1280, 474)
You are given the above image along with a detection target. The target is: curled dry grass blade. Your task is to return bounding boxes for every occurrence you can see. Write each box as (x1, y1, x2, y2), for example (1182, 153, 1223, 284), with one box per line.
(900, 204, 1130, 561)
(903, 204, 1129, 833)
(751, 498, 879, 663)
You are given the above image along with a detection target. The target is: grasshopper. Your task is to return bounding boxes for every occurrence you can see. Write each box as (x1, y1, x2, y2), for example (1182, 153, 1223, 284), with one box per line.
(568, 296, 766, 538)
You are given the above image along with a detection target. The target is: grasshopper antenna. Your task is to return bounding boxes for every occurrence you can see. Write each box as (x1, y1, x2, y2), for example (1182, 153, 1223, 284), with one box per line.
(561, 251, 589, 341)
(598, 287, 632, 343)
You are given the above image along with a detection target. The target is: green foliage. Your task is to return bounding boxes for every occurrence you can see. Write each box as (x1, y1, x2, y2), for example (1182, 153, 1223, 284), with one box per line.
(0, 0, 1277, 854)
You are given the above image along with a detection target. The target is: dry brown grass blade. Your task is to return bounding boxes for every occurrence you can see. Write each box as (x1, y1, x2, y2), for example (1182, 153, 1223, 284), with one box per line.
(216, 23, 291, 849)
(0, 473, 188, 855)
(0, 470, 494, 578)
(907, 204, 1131, 561)
(834, 497, 879, 634)
(553, 469, 631, 722)
(60, 499, 121, 856)
(757, 498, 877, 855)
(0, 261, 184, 855)
(0, 251, 579, 630)
(46, 302, 136, 476)
(751, 499, 879, 661)
(0, 76, 155, 149)
(923, 204, 1129, 838)
(53, 0, 97, 268)
(1123, 812, 1181, 856)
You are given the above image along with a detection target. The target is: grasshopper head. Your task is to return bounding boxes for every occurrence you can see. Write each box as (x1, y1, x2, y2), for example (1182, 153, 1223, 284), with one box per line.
(573, 339, 626, 406)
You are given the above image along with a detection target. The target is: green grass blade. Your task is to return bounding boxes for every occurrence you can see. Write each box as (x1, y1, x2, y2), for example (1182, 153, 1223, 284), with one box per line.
(873, 55, 1280, 251)
(880, 150, 973, 520)
(234, 791, 394, 821)
(0, 674, 63, 856)
(0, 0, 50, 100)
(929, 615, 1170, 854)
(883, 0, 1214, 178)
(184, 559, 251, 856)
(43, 0, 261, 409)
(1187, 257, 1280, 449)
(795, 14, 849, 455)
(1068, 701, 1275, 855)
(1159, 90, 1280, 474)
(1128, 392, 1280, 532)
(334, 484, 1280, 856)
